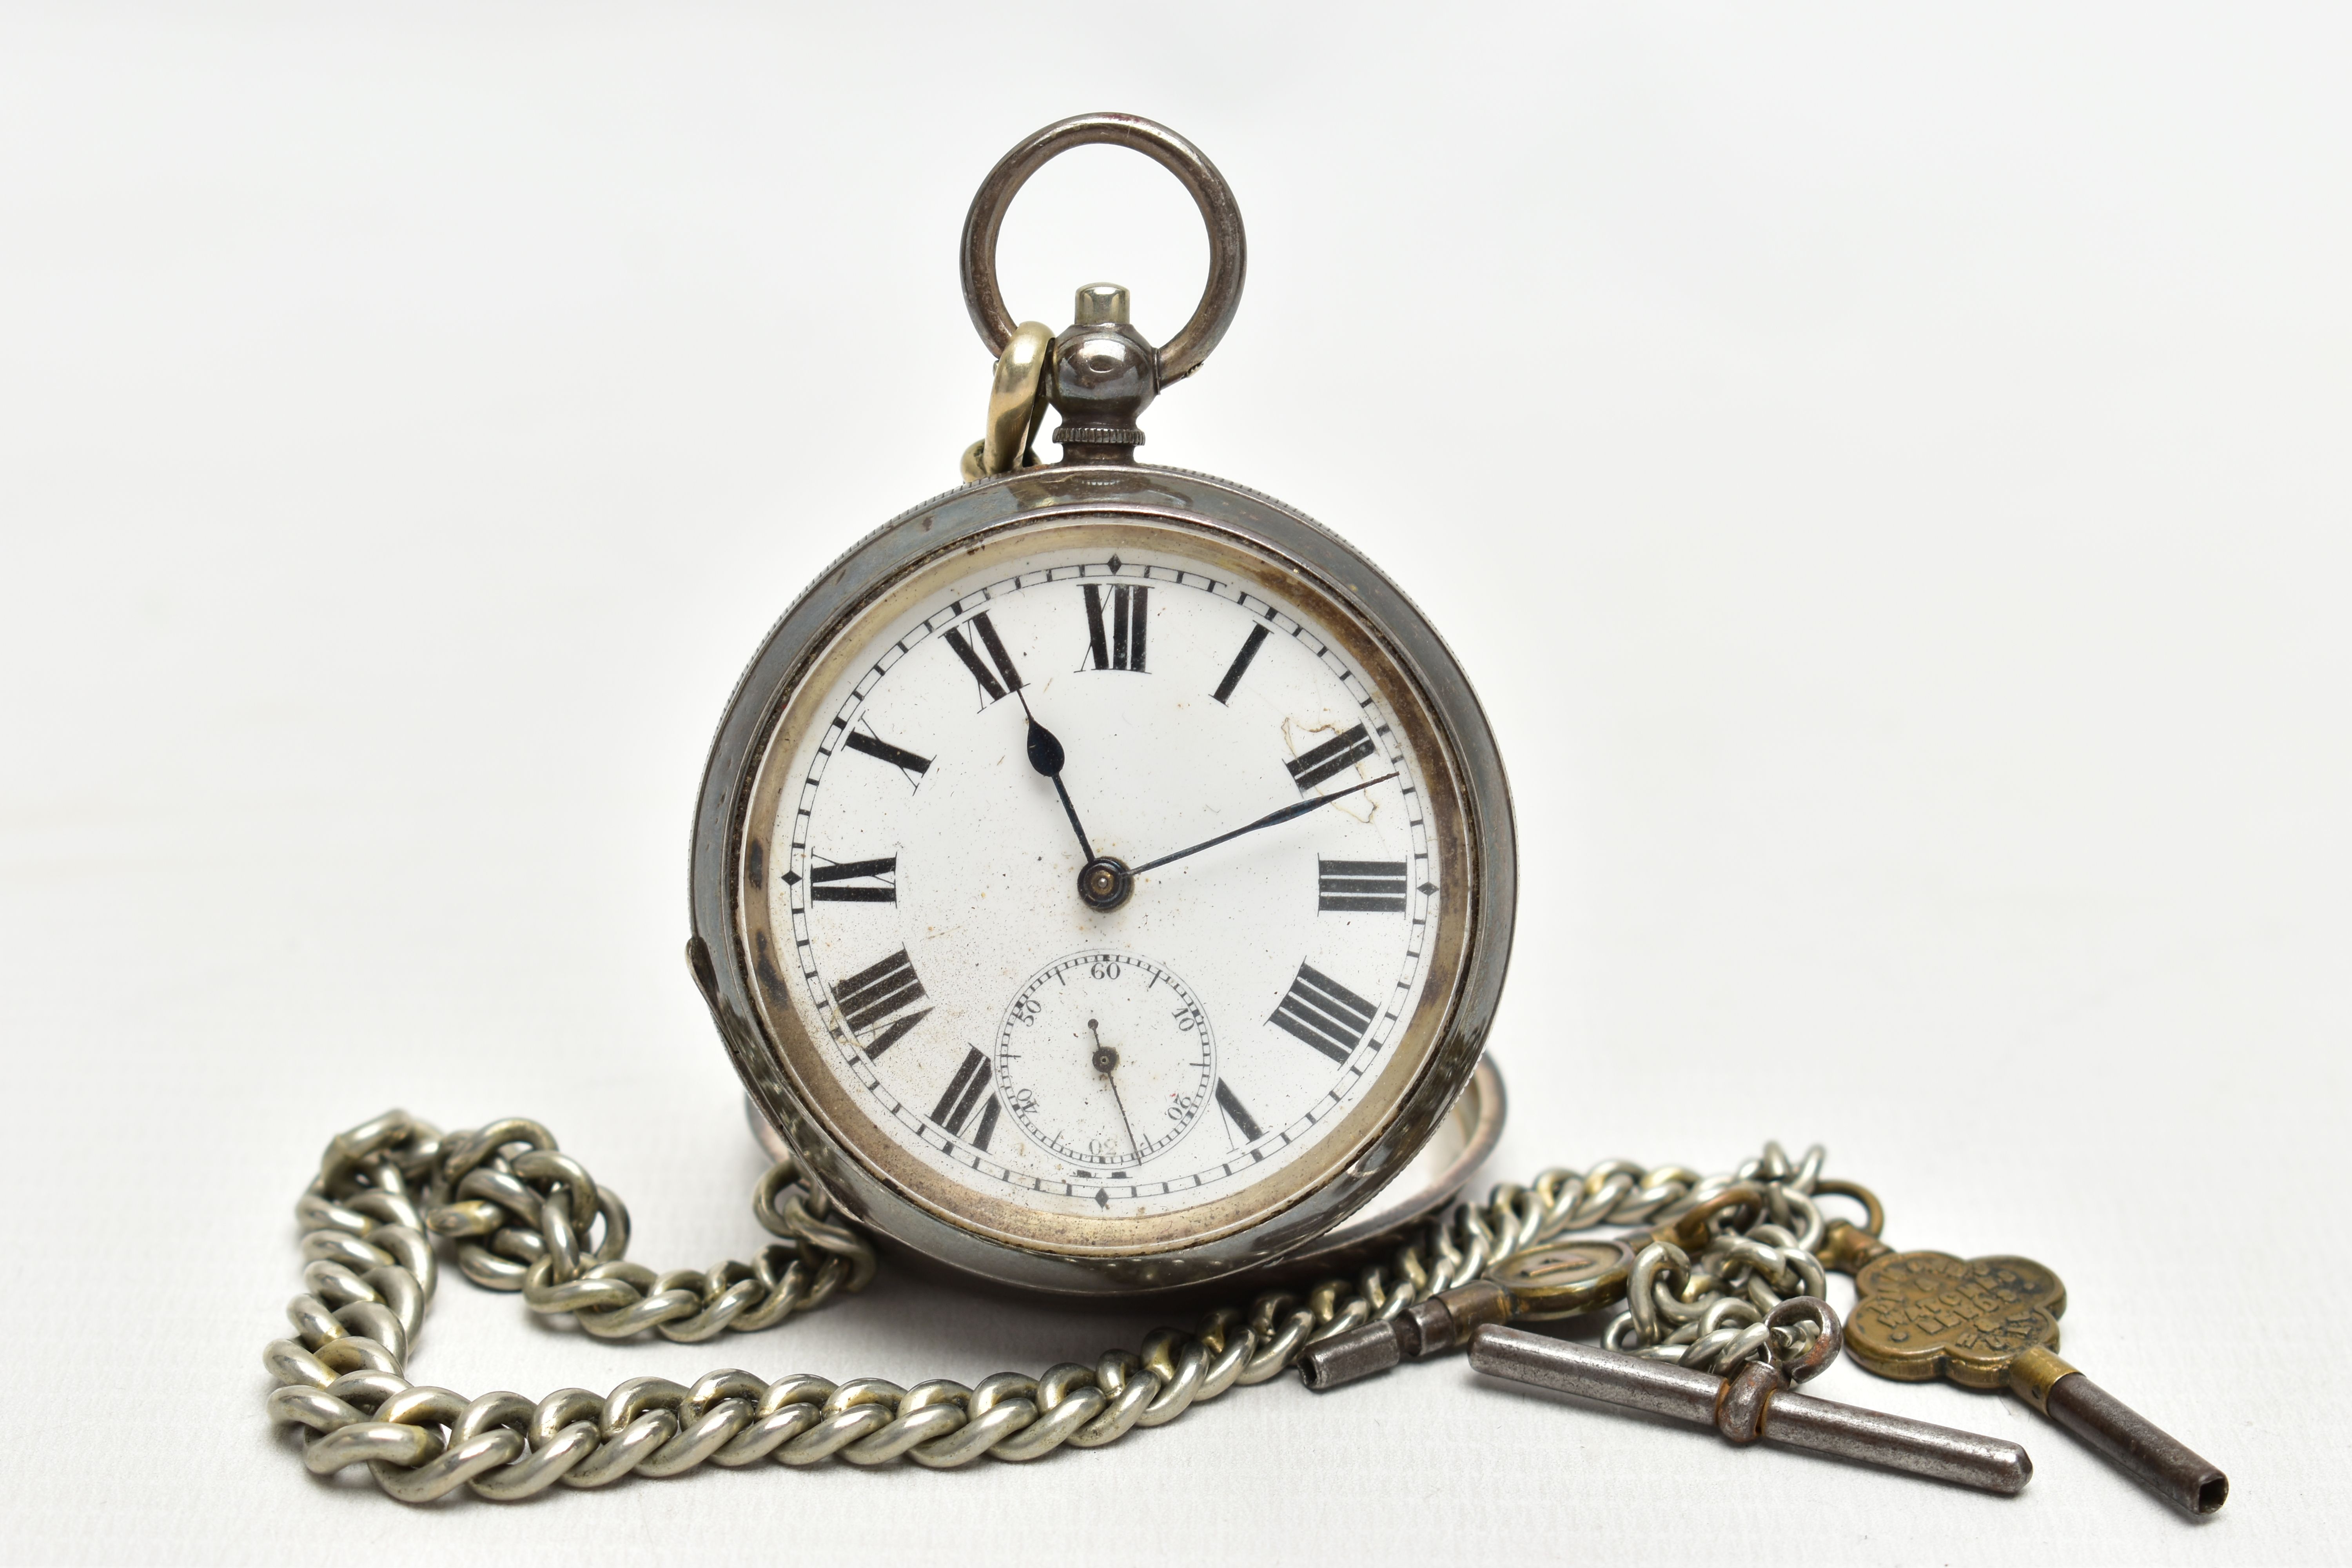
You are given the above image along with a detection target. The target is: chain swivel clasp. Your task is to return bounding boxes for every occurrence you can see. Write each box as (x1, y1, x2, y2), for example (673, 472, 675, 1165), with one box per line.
(1296, 1281, 1515, 1390)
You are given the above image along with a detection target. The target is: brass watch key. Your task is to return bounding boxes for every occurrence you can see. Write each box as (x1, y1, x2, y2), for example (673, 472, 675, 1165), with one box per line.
(1816, 1185, 2228, 1515)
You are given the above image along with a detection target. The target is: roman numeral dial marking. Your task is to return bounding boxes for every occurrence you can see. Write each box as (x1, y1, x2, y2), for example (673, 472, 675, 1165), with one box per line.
(1269, 962, 1379, 1064)
(808, 855, 897, 903)
(841, 726, 931, 787)
(930, 1046, 999, 1148)
(1082, 584, 1149, 671)
(1319, 858, 1407, 913)
(1287, 723, 1378, 793)
(942, 610, 1023, 706)
(1211, 624, 1269, 705)
(1214, 1079, 1263, 1143)
(833, 947, 929, 1058)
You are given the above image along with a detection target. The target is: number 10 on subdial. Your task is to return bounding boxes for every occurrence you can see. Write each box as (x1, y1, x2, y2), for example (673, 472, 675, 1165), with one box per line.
(993, 953, 1217, 1171)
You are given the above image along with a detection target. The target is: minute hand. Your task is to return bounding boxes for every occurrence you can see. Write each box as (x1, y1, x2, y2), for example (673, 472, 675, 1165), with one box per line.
(1129, 773, 1400, 877)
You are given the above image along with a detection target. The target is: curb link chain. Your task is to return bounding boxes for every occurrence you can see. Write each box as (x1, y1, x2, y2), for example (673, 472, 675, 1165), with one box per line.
(263, 1110, 1839, 1501)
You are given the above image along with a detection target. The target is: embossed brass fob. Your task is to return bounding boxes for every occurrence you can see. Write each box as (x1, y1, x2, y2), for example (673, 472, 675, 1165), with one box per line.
(1818, 1205, 2228, 1516)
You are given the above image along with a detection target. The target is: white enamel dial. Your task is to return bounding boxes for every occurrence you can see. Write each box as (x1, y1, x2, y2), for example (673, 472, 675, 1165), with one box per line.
(744, 528, 1459, 1238)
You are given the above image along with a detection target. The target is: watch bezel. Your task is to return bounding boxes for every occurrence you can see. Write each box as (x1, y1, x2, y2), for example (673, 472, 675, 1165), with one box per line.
(690, 462, 1516, 1296)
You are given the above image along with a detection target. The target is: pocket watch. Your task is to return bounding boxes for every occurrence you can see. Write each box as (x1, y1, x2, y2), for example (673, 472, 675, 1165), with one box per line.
(260, 116, 2221, 1513)
(686, 113, 1517, 1297)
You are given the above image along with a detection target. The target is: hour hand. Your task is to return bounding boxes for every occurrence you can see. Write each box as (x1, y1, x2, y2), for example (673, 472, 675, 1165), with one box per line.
(1018, 691, 1095, 864)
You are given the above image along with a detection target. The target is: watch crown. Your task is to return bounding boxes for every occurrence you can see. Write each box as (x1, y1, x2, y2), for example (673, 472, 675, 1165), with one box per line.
(1049, 281, 1156, 463)
(1073, 281, 1131, 325)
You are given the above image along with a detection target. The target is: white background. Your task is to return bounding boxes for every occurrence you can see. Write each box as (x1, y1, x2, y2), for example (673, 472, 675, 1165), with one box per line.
(4, 4, 2346, 1564)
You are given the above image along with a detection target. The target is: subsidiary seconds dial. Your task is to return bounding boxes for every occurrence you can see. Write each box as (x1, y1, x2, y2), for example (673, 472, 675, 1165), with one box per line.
(995, 951, 1216, 1171)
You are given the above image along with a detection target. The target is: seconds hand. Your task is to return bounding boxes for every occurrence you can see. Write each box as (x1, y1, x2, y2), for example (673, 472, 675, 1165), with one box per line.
(1017, 690, 1095, 864)
(1129, 772, 1399, 877)
(1088, 1019, 1142, 1162)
